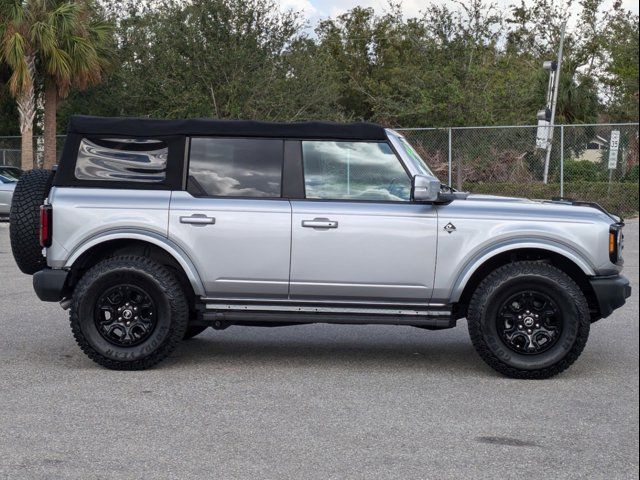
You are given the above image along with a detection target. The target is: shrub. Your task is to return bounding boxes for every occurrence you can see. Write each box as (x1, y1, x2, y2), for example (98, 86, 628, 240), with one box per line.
(562, 159, 607, 182)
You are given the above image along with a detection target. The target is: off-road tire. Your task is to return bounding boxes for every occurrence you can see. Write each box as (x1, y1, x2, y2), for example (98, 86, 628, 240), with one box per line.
(184, 325, 208, 340)
(70, 255, 189, 370)
(9, 169, 55, 274)
(468, 261, 590, 379)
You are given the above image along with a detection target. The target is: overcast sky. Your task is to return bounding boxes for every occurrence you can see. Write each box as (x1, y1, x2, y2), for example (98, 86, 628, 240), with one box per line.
(281, 0, 639, 23)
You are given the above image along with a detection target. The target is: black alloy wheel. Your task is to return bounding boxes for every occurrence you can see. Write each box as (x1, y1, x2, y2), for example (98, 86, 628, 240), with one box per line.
(95, 284, 158, 347)
(496, 291, 562, 355)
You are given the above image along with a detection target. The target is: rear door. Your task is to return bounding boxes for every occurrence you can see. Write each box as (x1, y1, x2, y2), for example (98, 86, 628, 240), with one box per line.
(169, 137, 291, 299)
(289, 140, 438, 303)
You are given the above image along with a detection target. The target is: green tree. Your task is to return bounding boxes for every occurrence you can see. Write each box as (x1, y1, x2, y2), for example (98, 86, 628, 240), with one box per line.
(60, 0, 341, 124)
(35, 0, 113, 168)
(1, 0, 113, 170)
(1, 0, 37, 169)
(54, 0, 638, 131)
(0, 64, 20, 135)
(600, 2, 639, 121)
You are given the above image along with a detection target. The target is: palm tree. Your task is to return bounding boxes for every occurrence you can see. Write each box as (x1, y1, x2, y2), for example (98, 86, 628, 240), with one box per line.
(33, 0, 113, 169)
(1, 0, 112, 170)
(1, 0, 37, 170)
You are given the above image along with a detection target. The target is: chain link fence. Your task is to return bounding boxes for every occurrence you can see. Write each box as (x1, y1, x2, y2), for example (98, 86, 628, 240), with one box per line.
(398, 123, 639, 216)
(0, 135, 65, 170)
(2, 124, 638, 215)
(0, 136, 22, 168)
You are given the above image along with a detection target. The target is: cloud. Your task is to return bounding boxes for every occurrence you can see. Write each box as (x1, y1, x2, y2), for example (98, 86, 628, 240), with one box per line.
(306, 0, 639, 18)
(280, 0, 319, 19)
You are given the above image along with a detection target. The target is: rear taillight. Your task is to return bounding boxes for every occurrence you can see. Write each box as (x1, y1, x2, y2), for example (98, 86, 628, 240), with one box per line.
(40, 204, 52, 248)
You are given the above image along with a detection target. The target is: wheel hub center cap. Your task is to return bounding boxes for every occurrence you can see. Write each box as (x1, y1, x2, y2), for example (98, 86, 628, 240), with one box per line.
(523, 316, 535, 327)
(122, 309, 133, 320)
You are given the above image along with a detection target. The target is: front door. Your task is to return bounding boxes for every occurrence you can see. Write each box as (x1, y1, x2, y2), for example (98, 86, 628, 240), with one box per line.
(169, 137, 291, 298)
(289, 140, 438, 303)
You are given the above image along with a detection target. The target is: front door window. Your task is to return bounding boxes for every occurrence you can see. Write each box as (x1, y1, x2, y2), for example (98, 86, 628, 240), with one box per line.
(302, 141, 411, 201)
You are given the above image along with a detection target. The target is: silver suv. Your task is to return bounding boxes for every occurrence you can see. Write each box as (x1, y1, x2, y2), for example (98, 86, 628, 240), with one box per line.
(9, 116, 631, 377)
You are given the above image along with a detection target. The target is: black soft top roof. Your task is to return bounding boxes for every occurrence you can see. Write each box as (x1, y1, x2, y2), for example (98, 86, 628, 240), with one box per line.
(67, 115, 387, 141)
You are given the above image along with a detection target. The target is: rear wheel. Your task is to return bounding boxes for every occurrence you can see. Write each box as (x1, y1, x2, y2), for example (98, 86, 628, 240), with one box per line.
(70, 255, 188, 370)
(467, 261, 590, 379)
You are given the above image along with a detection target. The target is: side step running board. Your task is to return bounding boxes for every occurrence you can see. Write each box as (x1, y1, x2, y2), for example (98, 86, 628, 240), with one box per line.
(197, 301, 455, 330)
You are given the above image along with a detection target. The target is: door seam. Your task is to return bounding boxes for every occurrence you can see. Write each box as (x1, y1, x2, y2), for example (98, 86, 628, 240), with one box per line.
(287, 199, 293, 300)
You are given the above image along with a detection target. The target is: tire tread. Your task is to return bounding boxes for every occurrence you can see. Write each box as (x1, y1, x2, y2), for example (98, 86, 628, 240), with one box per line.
(467, 261, 590, 379)
(70, 255, 189, 370)
(9, 169, 54, 274)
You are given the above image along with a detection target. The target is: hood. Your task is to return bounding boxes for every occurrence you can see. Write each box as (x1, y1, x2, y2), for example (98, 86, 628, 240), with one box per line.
(465, 193, 533, 204)
(445, 192, 617, 224)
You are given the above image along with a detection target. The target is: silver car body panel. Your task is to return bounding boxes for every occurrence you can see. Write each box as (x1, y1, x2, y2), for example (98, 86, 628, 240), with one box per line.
(45, 129, 622, 309)
(47, 187, 207, 296)
(0, 181, 15, 216)
(290, 200, 438, 302)
(168, 192, 292, 298)
(433, 195, 618, 302)
(47, 187, 171, 266)
(64, 229, 206, 297)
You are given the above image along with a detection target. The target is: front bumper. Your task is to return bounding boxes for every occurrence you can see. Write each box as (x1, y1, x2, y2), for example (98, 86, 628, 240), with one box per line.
(590, 274, 632, 319)
(33, 268, 69, 302)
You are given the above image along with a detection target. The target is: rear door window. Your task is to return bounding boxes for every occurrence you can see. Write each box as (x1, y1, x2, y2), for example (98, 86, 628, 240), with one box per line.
(188, 138, 283, 198)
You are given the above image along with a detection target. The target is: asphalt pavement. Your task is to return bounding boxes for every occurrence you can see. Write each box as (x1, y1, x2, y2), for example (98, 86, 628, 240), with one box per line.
(0, 220, 638, 479)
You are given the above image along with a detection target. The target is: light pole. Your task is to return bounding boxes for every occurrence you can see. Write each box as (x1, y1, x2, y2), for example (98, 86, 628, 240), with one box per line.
(537, 22, 566, 184)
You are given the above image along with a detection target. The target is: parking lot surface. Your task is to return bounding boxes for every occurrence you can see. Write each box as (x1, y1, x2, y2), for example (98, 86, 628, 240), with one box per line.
(0, 220, 638, 479)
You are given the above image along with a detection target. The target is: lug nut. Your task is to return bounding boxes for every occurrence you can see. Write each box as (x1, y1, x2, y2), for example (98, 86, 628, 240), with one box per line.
(527, 329, 532, 334)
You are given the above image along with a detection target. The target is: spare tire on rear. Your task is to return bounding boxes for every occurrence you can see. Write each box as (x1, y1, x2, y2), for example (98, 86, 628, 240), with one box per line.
(9, 169, 55, 274)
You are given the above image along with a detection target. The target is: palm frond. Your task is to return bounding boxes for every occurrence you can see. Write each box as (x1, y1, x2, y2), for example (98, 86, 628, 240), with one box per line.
(3, 34, 33, 96)
(29, 20, 56, 56)
(50, 1, 83, 37)
(2, 0, 114, 98)
(1, 0, 26, 28)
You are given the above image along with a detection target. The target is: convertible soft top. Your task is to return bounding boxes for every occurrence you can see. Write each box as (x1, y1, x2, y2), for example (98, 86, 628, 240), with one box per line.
(67, 115, 387, 141)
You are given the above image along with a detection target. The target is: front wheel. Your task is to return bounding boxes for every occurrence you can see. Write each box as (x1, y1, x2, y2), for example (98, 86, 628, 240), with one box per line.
(70, 255, 189, 370)
(467, 261, 590, 379)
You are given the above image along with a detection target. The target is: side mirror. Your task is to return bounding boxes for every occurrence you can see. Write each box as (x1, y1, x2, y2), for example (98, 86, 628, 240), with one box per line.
(411, 175, 441, 202)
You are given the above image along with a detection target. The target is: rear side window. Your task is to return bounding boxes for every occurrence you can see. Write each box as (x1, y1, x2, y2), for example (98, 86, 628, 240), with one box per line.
(188, 138, 283, 197)
(75, 138, 168, 183)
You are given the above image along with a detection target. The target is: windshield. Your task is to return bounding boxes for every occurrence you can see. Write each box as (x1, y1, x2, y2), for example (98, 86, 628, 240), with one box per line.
(393, 134, 437, 179)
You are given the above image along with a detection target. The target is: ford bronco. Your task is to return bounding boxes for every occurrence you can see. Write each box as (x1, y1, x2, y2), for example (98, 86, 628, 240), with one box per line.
(9, 116, 631, 377)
